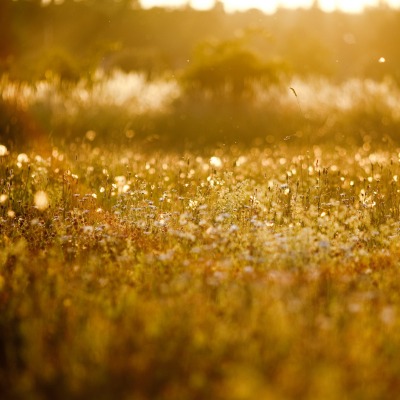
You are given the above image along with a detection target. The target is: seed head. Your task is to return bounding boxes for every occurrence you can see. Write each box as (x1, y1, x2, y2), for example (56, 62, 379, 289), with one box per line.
(34, 191, 49, 211)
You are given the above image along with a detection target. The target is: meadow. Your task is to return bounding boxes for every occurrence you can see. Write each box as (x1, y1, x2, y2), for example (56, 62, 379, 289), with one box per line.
(2, 96, 400, 399)
(4, 1, 400, 397)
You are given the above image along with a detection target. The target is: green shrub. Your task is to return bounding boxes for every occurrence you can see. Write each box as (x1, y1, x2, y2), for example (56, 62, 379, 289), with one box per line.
(182, 38, 289, 98)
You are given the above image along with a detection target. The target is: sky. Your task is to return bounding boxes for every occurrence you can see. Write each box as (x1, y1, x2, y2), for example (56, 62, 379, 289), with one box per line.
(139, 0, 400, 13)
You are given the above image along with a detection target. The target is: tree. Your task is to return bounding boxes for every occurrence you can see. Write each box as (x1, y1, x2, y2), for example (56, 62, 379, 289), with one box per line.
(0, 0, 13, 67)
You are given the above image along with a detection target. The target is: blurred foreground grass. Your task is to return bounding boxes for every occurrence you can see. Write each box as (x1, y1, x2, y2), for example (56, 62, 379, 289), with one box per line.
(2, 141, 400, 399)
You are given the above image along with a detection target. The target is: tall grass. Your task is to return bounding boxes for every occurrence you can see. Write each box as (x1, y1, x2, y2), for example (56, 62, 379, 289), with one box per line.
(1, 72, 400, 149)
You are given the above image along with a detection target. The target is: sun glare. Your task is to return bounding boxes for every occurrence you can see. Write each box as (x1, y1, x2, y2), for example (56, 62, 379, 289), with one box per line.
(191, 0, 215, 9)
(140, 0, 400, 12)
(319, 0, 379, 12)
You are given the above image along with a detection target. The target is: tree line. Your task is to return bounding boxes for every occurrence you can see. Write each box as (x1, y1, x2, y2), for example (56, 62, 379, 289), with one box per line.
(1, 0, 399, 83)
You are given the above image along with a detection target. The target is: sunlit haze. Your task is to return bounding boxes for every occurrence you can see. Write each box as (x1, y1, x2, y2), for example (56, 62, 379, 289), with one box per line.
(140, 0, 400, 13)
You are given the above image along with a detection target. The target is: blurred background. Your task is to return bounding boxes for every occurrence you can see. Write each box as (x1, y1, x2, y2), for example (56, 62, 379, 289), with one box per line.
(1, 0, 400, 150)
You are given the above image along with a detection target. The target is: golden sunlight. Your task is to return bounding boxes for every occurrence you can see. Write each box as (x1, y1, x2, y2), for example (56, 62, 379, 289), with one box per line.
(140, 0, 400, 12)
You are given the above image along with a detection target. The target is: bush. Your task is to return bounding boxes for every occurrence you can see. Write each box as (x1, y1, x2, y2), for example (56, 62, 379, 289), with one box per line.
(9, 48, 81, 83)
(182, 38, 289, 98)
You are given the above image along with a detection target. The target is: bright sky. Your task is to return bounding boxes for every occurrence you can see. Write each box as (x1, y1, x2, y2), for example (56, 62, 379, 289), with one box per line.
(140, 0, 400, 13)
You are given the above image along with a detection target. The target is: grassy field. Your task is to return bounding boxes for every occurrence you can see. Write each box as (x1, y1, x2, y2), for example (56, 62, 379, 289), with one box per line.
(2, 138, 400, 399)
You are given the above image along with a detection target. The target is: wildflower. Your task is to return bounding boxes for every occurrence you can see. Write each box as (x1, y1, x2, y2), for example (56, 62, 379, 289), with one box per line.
(215, 213, 230, 222)
(229, 224, 239, 233)
(188, 200, 198, 210)
(243, 266, 254, 274)
(318, 240, 330, 249)
(82, 225, 94, 234)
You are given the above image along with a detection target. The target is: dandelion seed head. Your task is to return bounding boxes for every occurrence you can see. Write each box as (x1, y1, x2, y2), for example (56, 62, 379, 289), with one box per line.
(210, 156, 222, 168)
(85, 130, 96, 141)
(34, 191, 49, 211)
(236, 156, 247, 167)
(0, 145, 8, 156)
(17, 153, 29, 163)
(115, 175, 126, 185)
